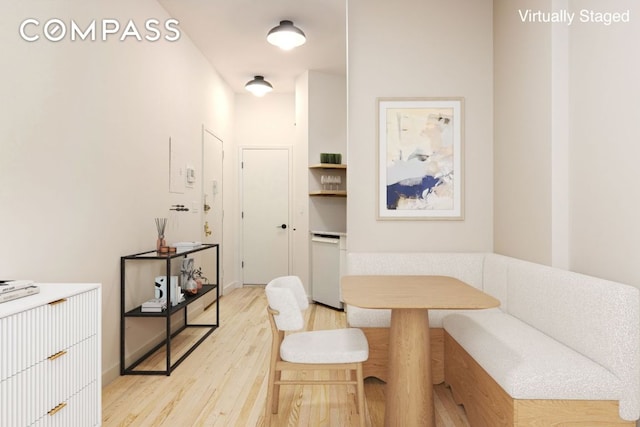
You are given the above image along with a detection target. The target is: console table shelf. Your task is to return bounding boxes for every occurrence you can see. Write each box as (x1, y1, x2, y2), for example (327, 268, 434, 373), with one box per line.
(124, 284, 217, 317)
(120, 243, 220, 376)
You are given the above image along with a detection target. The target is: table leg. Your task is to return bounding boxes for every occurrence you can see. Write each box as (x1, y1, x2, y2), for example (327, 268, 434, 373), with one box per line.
(385, 308, 433, 427)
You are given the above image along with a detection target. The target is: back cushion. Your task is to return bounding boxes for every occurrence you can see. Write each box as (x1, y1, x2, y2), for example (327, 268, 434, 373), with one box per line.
(482, 253, 510, 310)
(266, 284, 304, 331)
(346, 252, 485, 289)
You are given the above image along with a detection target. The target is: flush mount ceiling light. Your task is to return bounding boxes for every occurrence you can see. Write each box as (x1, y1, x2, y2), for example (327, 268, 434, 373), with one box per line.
(245, 75, 273, 97)
(267, 20, 306, 51)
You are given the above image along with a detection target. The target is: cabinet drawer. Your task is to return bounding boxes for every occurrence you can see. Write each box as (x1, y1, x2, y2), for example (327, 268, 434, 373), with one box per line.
(31, 380, 100, 427)
(0, 288, 99, 381)
(0, 335, 99, 427)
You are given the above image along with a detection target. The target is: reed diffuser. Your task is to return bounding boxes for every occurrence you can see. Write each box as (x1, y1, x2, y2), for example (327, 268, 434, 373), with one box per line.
(155, 218, 167, 251)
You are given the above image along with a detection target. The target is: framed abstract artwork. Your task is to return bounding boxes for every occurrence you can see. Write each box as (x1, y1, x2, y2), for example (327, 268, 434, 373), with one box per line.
(377, 97, 464, 220)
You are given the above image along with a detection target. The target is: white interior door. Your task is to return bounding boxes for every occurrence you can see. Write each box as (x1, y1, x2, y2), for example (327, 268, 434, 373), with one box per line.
(202, 129, 223, 295)
(241, 148, 290, 284)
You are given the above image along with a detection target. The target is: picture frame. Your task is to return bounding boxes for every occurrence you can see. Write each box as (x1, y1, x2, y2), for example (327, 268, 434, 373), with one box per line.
(180, 257, 195, 286)
(377, 97, 464, 220)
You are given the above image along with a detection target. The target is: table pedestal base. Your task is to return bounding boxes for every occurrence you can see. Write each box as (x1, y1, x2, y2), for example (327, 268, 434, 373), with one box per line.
(385, 308, 434, 427)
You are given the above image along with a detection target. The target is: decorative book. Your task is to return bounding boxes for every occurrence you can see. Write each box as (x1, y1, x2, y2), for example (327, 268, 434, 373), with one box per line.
(141, 297, 167, 312)
(0, 279, 35, 294)
(0, 285, 40, 304)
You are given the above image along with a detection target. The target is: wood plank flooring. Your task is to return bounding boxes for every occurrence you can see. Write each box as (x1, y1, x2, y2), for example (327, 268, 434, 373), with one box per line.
(103, 286, 470, 426)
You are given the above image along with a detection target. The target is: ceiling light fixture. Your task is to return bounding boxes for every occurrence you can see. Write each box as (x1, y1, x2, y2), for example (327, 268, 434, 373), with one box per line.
(267, 20, 306, 51)
(244, 75, 273, 97)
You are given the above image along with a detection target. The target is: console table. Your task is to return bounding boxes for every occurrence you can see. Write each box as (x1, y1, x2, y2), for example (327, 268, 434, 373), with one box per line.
(120, 243, 220, 375)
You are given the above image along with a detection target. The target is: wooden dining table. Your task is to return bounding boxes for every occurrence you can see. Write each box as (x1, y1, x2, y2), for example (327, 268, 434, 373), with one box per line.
(341, 275, 500, 427)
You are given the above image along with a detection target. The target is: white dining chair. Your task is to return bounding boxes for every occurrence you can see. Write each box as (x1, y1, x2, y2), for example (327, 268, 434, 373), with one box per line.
(264, 275, 368, 427)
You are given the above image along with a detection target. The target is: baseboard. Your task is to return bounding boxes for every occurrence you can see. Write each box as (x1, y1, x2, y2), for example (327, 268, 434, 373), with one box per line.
(223, 280, 242, 295)
(102, 363, 120, 387)
(102, 325, 179, 387)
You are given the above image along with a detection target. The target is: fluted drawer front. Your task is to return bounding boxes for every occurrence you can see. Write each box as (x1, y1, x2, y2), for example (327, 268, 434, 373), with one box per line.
(31, 381, 100, 427)
(0, 335, 98, 427)
(0, 288, 99, 382)
(0, 284, 101, 427)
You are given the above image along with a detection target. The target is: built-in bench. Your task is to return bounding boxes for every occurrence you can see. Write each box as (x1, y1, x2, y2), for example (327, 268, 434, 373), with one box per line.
(344, 252, 640, 426)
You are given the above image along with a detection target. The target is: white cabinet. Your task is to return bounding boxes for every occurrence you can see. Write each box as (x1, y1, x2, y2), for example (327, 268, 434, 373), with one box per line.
(0, 283, 101, 427)
(311, 233, 346, 309)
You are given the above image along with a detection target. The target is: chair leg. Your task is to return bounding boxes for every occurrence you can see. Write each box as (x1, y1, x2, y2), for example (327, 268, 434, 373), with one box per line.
(356, 363, 366, 427)
(350, 368, 358, 414)
(265, 362, 279, 426)
(272, 370, 282, 414)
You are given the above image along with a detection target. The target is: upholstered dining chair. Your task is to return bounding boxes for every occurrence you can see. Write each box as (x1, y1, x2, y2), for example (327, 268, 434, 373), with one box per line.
(264, 275, 368, 427)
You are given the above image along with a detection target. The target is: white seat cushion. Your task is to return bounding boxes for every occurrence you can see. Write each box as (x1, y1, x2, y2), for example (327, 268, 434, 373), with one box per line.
(281, 328, 369, 364)
(443, 310, 624, 401)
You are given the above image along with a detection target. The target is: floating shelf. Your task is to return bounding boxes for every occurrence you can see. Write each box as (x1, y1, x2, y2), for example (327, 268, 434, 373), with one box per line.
(309, 190, 347, 197)
(309, 164, 347, 197)
(309, 163, 347, 169)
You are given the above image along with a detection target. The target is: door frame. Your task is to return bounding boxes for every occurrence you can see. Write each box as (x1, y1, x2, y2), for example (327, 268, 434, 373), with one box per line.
(202, 126, 224, 291)
(239, 146, 293, 285)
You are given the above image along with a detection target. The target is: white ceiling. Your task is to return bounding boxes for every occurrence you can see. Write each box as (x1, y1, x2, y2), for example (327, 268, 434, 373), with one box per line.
(158, 0, 346, 94)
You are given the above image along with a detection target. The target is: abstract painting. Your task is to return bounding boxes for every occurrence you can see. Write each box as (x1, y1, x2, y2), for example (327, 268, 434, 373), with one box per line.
(377, 98, 464, 219)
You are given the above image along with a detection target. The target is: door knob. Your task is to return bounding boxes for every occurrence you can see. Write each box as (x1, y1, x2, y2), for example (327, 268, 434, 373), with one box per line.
(278, 224, 287, 229)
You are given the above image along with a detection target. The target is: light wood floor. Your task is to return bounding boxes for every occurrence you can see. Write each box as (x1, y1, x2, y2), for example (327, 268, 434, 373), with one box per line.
(103, 286, 470, 426)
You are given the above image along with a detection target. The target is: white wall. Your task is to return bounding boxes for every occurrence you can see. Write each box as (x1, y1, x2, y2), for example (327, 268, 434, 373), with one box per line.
(567, 0, 640, 287)
(308, 71, 347, 165)
(347, 0, 494, 252)
(295, 73, 311, 288)
(0, 1, 235, 385)
(235, 93, 296, 147)
(493, 0, 553, 264)
(493, 0, 640, 293)
(308, 70, 347, 233)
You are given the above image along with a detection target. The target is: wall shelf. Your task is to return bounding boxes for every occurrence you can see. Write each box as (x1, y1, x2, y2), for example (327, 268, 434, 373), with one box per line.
(309, 190, 347, 197)
(309, 164, 347, 197)
(309, 163, 347, 169)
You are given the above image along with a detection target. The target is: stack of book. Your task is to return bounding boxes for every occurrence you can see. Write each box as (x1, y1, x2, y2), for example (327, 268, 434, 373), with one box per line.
(141, 298, 167, 313)
(0, 280, 40, 304)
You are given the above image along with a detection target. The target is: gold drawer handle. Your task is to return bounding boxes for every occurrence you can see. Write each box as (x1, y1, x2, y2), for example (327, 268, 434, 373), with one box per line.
(48, 298, 67, 306)
(48, 402, 67, 416)
(48, 350, 67, 361)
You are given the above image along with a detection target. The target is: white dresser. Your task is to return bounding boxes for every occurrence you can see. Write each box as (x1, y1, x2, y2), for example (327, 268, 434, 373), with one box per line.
(0, 283, 101, 427)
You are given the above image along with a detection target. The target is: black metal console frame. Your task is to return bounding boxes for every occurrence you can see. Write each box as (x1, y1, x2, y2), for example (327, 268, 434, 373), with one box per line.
(119, 243, 220, 376)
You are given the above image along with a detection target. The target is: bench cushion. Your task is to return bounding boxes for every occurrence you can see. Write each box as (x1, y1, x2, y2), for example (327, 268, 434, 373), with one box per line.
(443, 310, 624, 403)
(504, 258, 640, 420)
(481, 253, 510, 308)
